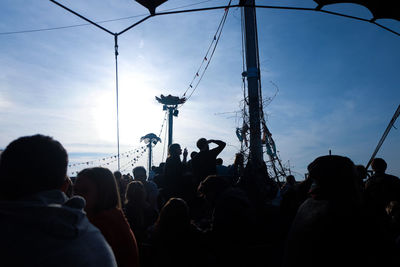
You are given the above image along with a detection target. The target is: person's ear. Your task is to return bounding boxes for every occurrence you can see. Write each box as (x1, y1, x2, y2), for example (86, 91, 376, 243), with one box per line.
(60, 176, 72, 193)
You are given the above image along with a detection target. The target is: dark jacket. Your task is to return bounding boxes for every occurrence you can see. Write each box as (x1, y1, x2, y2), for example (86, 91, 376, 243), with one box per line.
(192, 147, 224, 183)
(0, 190, 116, 267)
(283, 197, 395, 267)
(164, 156, 185, 198)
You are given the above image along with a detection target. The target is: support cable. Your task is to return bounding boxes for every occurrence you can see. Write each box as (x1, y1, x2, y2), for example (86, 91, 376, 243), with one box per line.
(180, 1, 232, 106)
(2, 0, 217, 36)
(181, 2, 230, 97)
(48, 0, 114, 35)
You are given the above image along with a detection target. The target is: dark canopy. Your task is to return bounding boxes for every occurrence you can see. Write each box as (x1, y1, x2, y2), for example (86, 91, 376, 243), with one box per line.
(314, 0, 400, 21)
(135, 0, 167, 15)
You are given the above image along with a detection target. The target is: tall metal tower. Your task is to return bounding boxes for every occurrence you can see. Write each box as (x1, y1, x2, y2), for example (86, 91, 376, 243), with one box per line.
(155, 94, 186, 149)
(242, 0, 264, 164)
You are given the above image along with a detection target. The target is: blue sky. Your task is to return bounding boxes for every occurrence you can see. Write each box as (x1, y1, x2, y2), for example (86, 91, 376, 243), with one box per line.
(1, 0, 399, 180)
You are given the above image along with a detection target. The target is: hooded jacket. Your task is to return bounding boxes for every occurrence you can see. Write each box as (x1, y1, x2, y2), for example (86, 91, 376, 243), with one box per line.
(0, 190, 117, 267)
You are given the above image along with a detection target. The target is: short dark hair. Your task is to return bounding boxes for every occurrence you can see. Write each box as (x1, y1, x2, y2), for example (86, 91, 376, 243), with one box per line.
(196, 138, 207, 150)
(168, 143, 181, 157)
(125, 181, 146, 204)
(0, 134, 68, 200)
(371, 158, 387, 173)
(133, 166, 146, 180)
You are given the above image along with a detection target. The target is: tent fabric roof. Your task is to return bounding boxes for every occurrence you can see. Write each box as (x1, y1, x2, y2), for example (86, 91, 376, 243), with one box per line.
(314, 0, 400, 21)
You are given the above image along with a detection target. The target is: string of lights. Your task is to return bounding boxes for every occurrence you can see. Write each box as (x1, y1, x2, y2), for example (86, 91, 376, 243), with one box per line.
(69, 146, 147, 175)
(120, 148, 147, 173)
(158, 111, 168, 138)
(67, 146, 146, 168)
(120, 157, 137, 173)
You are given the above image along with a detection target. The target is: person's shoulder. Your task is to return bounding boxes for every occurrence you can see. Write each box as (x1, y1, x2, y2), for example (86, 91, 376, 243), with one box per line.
(78, 222, 118, 266)
(194, 150, 206, 157)
(382, 174, 400, 188)
(368, 173, 399, 185)
(218, 187, 250, 206)
(192, 151, 206, 163)
(366, 174, 383, 185)
(146, 180, 158, 187)
(145, 180, 159, 192)
(384, 173, 400, 180)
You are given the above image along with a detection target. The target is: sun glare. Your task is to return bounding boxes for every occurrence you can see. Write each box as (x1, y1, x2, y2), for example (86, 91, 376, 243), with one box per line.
(91, 72, 165, 149)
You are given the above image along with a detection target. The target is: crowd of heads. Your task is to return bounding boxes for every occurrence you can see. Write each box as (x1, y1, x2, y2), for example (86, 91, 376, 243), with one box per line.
(1, 134, 400, 267)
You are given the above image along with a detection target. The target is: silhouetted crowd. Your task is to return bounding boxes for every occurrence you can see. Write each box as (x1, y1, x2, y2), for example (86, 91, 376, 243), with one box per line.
(1, 134, 400, 267)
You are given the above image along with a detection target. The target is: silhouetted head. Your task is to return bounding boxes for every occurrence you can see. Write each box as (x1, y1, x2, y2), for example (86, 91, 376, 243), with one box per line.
(155, 198, 190, 233)
(75, 167, 121, 214)
(113, 171, 122, 181)
(133, 166, 147, 182)
(156, 163, 166, 174)
(286, 175, 296, 185)
(168, 143, 182, 158)
(371, 158, 387, 174)
(234, 153, 244, 166)
(307, 155, 359, 201)
(216, 158, 223, 166)
(190, 151, 198, 159)
(355, 165, 368, 181)
(0, 134, 68, 200)
(125, 181, 146, 204)
(196, 138, 209, 151)
(198, 175, 230, 205)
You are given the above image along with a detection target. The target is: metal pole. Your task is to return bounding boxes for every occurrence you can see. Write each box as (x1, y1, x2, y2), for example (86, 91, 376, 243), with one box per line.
(366, 104, 400, 169)
(168, 107, 174, 149)
(243, 0, 263, 164)
(114, 34, 120, 171)
(148, 142, 152, 174)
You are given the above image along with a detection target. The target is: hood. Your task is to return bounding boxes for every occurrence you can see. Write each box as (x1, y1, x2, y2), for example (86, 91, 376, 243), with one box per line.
(0, 190, 89, 239)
